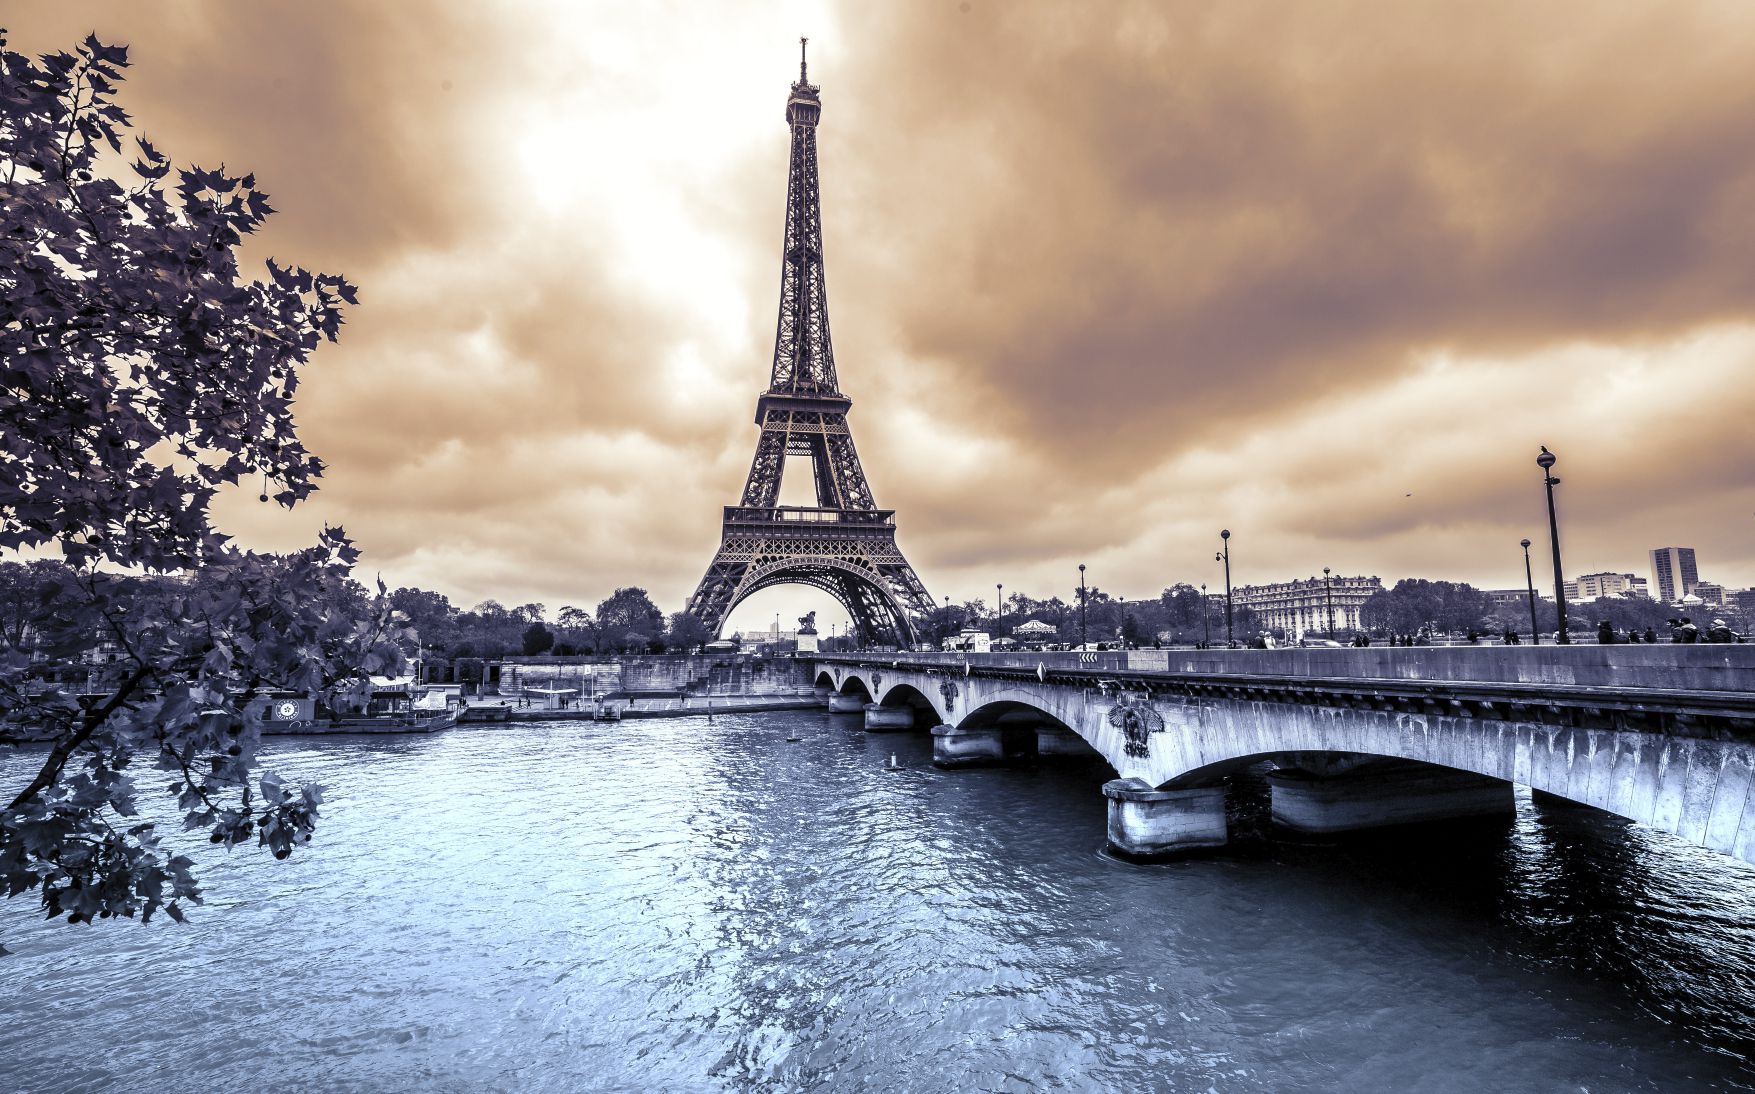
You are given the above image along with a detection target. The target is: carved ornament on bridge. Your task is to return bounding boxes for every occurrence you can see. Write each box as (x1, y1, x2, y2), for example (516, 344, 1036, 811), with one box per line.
(939, 679, 959, 713)
(1108, 696, 1166, 759)
(872, 672, 883, 693)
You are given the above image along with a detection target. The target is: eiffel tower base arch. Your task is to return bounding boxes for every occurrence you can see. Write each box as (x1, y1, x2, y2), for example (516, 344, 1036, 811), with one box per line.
(690, 541, 926, 649)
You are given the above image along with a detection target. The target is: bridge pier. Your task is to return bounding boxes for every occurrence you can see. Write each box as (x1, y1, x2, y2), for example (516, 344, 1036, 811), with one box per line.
(1267, 759, 1515, 835)
(1035, 725, 1093, 756)
(931, 723, 1006, 767)
(827, 693, 866, 714)
(1103, 779, 1229, 857)
(864, 704, 917, 732)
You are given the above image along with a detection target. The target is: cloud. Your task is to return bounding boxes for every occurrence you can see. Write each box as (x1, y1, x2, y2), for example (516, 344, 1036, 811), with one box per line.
(8, 1, 1755, 630)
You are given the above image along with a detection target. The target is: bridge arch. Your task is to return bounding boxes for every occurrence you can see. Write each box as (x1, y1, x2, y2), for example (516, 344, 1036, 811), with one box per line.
(874, 682, 944, 726)
(955, 683, 1100, 743)
(835, 673, 874, 702)
(813, 669, 836, 690)
(1118, 698, 1755, 865)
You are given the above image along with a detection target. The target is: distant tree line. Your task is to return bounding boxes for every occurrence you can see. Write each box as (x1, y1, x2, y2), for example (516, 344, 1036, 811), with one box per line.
(388, 585, 715, 658)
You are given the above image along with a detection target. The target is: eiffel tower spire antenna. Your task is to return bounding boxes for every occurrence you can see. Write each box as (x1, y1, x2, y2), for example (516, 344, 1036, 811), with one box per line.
(686, 48, 935, 649)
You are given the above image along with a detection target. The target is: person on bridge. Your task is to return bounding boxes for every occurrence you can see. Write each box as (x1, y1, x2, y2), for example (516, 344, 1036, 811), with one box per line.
(1645, 626, 1659, 643)
(1707, 619, 1736, 643)
(1598, 620, 1616, 644)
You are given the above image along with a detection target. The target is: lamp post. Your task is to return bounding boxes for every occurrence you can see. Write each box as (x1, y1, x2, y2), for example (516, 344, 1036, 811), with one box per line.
(1537, 446, 1569, 645)
(995, 582, 1004, 643)
(1078, 563, 1088, 650)
(1216, 529, 1234, 646)
(1323, 567, 1335, 638)
(1521, 538, 1540, 645)
(1201, 583, 1211, 647)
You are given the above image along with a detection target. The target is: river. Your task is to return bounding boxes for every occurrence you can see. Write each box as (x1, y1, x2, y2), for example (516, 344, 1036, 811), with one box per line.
(3, 711, 1754, 1092)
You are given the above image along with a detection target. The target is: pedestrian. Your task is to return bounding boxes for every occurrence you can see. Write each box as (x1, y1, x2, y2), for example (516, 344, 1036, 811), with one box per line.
(1644, 626, 1658, 644)
(1706, 618, 1735, 643)
(1597, 620, 1615, 645)
(1679, 617, 1700, 644)
(1627, 628, 1641, 644)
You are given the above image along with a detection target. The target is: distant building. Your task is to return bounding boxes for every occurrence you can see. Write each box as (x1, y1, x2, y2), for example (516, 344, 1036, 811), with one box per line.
(1235, 575, 1382, 640)
(1486, 588, 1534, 607)
(1692, 581, 1726, 607)
(943, 629, 991, 653)
(1650, 547, 1699, 603)
(1570, 572, 1646, 601)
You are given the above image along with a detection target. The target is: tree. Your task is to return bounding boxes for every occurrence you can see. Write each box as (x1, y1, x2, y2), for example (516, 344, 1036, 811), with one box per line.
(520, 621, 554, 656)
(1360, 579, 1492, 637)
(555, 605, 592, 652)
(0, 34, 395, 944)
(1157, 584, 1208, 643)
(0, 559, 71, 650)
(666, 611, 712, 653)
(594, 587, 663, 654)
(390, 586, 457, 651)
(1120, 611, 1149, 648)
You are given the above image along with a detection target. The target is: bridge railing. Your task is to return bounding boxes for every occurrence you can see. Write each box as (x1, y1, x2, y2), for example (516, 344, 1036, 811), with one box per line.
(813, 646, 1755, 694)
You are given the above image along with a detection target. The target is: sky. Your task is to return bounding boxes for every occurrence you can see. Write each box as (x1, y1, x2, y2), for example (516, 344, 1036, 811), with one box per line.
(10, 1, 1755, 636)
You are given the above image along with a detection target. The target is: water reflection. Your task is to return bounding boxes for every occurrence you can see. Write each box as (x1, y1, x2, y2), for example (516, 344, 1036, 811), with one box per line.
(0, 714, 1751, 1091)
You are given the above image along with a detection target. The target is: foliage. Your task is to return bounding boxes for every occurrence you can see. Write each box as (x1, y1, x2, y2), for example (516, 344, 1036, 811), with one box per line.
(520, 621, 554, 656)
(389, 586, 457, 651)
(0, 33, 391, 947)
(0, 559, 65, 650)
(594, 587, 663, 654)
(665, 611, 712, 654)
(1359, 579, 1492, 637)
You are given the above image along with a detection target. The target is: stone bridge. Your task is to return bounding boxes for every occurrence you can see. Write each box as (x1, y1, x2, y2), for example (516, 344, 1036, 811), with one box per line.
(808, 647, 1755, 864)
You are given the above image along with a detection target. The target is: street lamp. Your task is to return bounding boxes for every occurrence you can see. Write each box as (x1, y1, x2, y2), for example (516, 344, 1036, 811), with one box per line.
(1216, 529, 1234, 646)
(1521, 538, 1539, 645)
(1537, 446, 1569, 645)
(1078, 563, 1088, 650)
(1200, 582, 1211, 647)
(995, 583, 1004, 644)
(1324, 566, 1335, 638)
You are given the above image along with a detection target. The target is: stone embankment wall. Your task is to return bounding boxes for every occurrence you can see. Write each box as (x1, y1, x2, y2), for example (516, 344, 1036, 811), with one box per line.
(486, 654, 813, 697)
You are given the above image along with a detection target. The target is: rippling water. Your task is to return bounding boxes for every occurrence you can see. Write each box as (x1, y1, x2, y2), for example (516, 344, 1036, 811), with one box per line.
(4, 712, 1755, 1092)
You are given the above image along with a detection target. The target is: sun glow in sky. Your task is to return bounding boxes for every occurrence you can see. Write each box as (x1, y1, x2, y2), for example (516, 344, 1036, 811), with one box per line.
(9, 1, 1755, 636)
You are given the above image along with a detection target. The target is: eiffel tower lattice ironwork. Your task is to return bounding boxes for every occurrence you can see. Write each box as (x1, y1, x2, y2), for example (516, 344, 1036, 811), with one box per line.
(687, 42, 934, 648)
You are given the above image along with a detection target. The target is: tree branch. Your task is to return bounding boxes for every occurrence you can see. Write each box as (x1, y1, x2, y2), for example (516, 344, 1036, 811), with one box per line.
(6, 662, 153, 812)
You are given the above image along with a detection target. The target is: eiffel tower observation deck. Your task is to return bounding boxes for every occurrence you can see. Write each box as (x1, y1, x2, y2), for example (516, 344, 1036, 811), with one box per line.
(687, 42, 935, 648)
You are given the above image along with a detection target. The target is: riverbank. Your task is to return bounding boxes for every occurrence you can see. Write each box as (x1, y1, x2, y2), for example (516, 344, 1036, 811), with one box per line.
(455, 695, 821, 724)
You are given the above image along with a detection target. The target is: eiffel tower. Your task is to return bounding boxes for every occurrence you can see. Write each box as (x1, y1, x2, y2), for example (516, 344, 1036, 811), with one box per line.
(687, 41, 934, 648)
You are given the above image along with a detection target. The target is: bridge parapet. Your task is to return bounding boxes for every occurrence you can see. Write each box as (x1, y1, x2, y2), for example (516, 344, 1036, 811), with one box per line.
(819, 645, 1755, 694)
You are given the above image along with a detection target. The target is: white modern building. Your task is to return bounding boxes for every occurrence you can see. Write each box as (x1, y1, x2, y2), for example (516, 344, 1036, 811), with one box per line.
(1567, 572, 1648, 601)
(1650, 547, 1699, 603)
